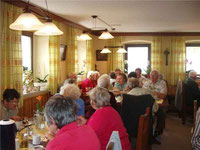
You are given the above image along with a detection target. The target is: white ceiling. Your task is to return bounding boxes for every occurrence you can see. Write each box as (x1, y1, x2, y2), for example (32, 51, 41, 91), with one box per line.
(29, 0, 200, 32)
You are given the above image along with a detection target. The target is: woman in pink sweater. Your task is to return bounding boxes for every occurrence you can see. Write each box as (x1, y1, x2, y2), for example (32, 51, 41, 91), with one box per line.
(78, 87, 131, 150)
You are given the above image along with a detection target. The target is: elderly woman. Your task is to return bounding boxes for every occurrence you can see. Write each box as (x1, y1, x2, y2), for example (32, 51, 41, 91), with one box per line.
(92, 71, 100, 87)
(80, 70, 95, 94)
(113, 73, 128, 96)
(60, 84, 85, 117)
(78, 87, 131, 150)
(44, 95, 100, 150)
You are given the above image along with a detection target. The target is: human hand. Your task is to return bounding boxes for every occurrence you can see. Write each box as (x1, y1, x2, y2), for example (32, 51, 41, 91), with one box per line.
(77, 116, 87, 126)
(45, 131, 56, 141)
(12, 116, 23, 121)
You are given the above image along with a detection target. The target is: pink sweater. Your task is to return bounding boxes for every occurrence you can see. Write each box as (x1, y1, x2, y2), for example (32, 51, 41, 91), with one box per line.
(87, 106, 131, 150)
(46, 122, 101, 150)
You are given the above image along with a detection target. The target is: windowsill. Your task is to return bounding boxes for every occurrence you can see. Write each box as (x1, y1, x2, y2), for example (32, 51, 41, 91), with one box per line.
(23, 90, 49, 99)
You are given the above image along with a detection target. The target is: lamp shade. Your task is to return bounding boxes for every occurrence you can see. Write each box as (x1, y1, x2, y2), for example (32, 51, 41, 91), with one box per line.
(116, 48, 127, 53)
(77, 33, 92, 40)
(34, 21, 63, 36)
(9, 13, 44, 31)
(99, 31, 114, 39)
(100, 48, 111, 53)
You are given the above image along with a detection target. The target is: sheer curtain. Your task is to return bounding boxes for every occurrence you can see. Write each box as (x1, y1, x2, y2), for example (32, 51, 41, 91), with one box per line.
(0, 2, 23, 106)
(168, 37, 186, 85)
(49, 21, 61, 94)
(86, 35, 95, 73)
(107, 37, 124, 73)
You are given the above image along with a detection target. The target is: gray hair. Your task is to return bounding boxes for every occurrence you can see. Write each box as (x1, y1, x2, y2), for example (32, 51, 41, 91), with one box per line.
(44, 95, 77, 129)
(59, 84, 81, 100)
(189, 71, 197, 78)
(89, 87, 110, 108)
(127, 77, 139, 89)
(63, 78, 76, 85)
(87, 71, 94, 78)
(97, 74, 110, 88)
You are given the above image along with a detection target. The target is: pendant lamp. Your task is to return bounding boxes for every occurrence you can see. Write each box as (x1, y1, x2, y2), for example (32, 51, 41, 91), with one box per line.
(77, 31, 92, 40)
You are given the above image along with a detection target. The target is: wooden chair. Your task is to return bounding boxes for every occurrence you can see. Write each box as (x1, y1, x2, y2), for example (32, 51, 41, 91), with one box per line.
(193, 100, 198, 130)
(107, 142, 114, 150)
(136, 107, 151, 150)
(181, 82, 194, 124)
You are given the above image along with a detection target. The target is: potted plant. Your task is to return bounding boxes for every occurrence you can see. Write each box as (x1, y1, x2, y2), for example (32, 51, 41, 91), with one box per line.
(34, 74, 49, 91)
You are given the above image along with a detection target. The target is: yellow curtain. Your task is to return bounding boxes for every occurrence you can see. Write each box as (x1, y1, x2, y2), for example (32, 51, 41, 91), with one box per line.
(65, 27, 78, 75)
(107, 37, 124, 73)
(86, 35, 95, 73)
(0, 2, 23, 106)
(151, 37, 165, 71)
(49, 21, 61, 94)
(168, 37, 186, 85)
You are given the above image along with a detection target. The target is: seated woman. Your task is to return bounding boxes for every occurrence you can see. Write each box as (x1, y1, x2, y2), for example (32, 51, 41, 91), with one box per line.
(60, 84, 85, 117)
(92, 71, 100, 87)
(85, 74, 118, 118)
(113, 73, 128, 96)
(0, 88, 23, 121)
(78, 87, 131, 150)
(80, 71, 95, 94)
(44, 95, 100, 150)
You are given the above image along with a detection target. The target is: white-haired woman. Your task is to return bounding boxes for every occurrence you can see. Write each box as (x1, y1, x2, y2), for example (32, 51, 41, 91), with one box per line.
(80, 71, 95, 94)
(60, 84, 85, 117)
(78, 87, 131, 150)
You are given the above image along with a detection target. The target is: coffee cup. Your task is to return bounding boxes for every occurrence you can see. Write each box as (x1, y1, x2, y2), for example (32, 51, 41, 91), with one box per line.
(32, 135, 41, 145)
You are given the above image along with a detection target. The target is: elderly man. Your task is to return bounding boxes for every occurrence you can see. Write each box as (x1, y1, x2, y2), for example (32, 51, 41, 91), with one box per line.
(44, 95, 100, 150)
(0, 89, 22, 121)
(185, 71, 200, 107)
(143, 70, 167, 99)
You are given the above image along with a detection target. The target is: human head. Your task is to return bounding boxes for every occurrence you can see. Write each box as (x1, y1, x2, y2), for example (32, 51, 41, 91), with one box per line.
(116, 73, 127, 86)
(189, 71, 197, 80)
(135, 68, 142, 78)
(150, 70, 159, 83)
(87, 71, 94, 80)
(115, 68, 121, 76)
(60, 84, 81, 100)
(127, 77, 139, 89)
(128, 71, 137, 78)
(44, 95, 77, 129)
(97, 74, 110, 89)
(93, 71, 100, 81)
(3, 89, 20, 110)
(88, 87, 110, 109)
(63, 78, 76, 85)
(109, 71, 116, 79)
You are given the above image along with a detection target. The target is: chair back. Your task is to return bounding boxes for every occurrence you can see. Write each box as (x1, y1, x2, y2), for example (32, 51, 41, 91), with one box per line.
(121, 94, 154, 138)
(136, 107, 151, 150)
(175, 79, 183, 111)
(106, 131, 122, 150)
(193, 100, 198, 130)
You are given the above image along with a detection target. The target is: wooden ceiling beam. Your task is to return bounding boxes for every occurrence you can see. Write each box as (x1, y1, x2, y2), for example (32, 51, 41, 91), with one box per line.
(111, 32, 200, 36)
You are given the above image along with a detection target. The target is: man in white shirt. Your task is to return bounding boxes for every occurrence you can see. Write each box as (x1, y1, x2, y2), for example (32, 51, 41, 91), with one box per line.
(143, 70, 167, 100)
(135, 68, 146, 87)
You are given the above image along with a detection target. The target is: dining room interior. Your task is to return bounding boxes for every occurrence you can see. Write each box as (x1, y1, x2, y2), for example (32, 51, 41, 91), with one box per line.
(0, 0, 200, 149)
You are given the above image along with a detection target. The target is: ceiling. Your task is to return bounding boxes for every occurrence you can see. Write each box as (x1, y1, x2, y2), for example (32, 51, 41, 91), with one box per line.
(29, 0, 200, 33)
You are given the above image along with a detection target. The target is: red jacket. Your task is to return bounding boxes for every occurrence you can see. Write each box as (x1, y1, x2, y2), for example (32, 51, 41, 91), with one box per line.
(46, 122, 101, 150)
(81, 78, 94, 94)
(87, 106, 131, 150)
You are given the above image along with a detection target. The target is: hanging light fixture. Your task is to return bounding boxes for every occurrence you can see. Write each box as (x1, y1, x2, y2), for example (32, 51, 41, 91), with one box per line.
(77, 31, 92, 41)
(116, 47, 127, 53)
(9, 1, 44, 31)
(99, 29, 114, 39)
(100, 47, 111, 53)
(34, 0, 63, 36)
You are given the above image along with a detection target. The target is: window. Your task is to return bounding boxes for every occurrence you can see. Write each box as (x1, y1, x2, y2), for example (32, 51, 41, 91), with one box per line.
(186, 44, 200, 74)
(125, 44, 151, 74)
(21, 32, 33, 71)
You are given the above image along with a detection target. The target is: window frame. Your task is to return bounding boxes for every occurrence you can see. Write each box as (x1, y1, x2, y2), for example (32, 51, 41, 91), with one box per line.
(22, 31, 33, 72)
(185, 43, 200, 75)
(125, 44, 151, 71)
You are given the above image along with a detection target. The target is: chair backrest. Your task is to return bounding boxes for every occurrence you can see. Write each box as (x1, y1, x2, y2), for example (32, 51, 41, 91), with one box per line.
(193, 100, 198, 130)
(175, 79, 183, 111)
(136, 107, 151, 150)
(121, 94, 154, 138)
(107, 142, 114, 150)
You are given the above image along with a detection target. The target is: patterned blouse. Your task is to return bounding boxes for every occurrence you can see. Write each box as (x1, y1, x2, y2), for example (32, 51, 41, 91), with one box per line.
(192, 108, 200, 150)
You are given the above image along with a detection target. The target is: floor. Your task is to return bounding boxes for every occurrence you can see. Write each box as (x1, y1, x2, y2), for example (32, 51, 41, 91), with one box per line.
(152, 112, 193, 150)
